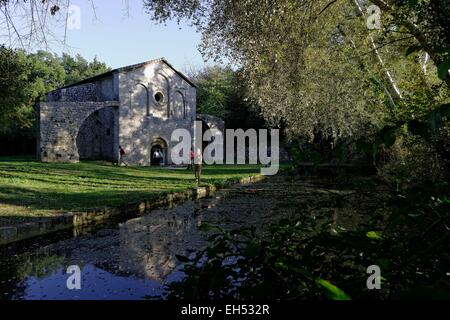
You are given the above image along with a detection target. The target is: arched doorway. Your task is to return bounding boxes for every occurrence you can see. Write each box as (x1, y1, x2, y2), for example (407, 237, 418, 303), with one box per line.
(76, 107, 117, 161)
(151, 138, 168, 166)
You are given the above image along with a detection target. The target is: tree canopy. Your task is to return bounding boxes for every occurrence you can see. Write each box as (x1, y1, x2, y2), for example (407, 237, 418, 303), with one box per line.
(143, 0, 449, 139)
(192, 66, 266, 129)
(0, 47, 109, 133)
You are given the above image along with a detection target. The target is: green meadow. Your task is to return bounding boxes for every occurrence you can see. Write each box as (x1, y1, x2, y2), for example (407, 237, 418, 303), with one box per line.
(0, 156, 263, 227)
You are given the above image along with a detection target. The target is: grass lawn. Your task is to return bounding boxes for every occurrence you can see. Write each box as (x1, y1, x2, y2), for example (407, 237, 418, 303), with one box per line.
(0, 156, 264, 227)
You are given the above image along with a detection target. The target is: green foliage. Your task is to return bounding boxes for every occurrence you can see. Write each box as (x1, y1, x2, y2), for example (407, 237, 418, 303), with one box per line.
(0, 47, 109, 134)
(16, 254, 64, 280)
(438, 59, 450, 81)
(162, 175, 449, 300)
(27, 51, 66, 95)
(163, 216, 365, 300)
(0, 48, 66, 133)
(0, 46, 29, 133)
(316, 279, 351, 300)
(0, 157, 262, 226)
(377, 0, 450, 78)
(144, 0, 449, 140)
(164, 220, 319, 300)
(141, 0, 450, 301)
(60, 53, 109, 85)
(366, 231, 383, 240)
(193, 66, 266, 129)
(348, 98, 450, 186)
(194, 66, 233, 119)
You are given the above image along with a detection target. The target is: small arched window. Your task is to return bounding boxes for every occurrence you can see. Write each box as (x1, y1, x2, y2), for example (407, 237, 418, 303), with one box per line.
(135, 83, 150, 116)
(155, 73, 170, 118)
(174, 90, 186, 119)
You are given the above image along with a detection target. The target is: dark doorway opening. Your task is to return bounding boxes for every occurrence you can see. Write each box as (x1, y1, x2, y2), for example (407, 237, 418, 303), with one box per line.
(76, 107, 117, 161)
(151, 145, 164, 166)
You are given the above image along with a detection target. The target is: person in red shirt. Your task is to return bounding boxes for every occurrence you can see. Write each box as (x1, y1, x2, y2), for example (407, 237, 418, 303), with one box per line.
(119, 145, 128, 167)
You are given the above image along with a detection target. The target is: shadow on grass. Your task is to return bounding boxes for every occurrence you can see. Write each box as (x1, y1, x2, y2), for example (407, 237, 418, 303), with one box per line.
(0, 185, 172, 227)
(0, 185, 177, 211)
(0, 159, 261, 183)
(0, 158, 263, 227)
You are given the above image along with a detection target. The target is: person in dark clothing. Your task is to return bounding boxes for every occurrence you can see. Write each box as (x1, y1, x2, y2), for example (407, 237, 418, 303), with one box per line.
(119, 145, 128, 167)
(153, 149, 163, 166)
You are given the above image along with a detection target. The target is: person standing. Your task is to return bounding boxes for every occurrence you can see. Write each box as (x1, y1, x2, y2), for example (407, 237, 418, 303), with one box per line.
(119, 145, 128, 167)
(194, 147, 203, 185)
(153, 148, 164, 166)
(187, 148, 194, 170)
(158, 149, 165, 166)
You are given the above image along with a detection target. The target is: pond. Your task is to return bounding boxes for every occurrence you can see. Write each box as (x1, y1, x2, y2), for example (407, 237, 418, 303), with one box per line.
(0, 174, 385, 300)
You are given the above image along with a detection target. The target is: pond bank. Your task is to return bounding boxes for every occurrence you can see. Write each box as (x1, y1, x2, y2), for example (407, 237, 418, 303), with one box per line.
(0, 174, 265, 246)
(0, 173, 392, 300)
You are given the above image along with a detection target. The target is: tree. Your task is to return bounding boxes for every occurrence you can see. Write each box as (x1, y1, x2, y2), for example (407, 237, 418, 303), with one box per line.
(0, 46, 28, 133)
(0, 48, 110, 155)
(26, 51, 66, 102)
(0, 0, 64, 49)
(143, 0, 384, 137)
(192, 66, 266, 129)
(0, 0, 133, 51)
(194, 66, 233, 118)
(144, 0, 450, 182)
(143, 0, 449, 140)
(60, 53, 110, 85)
(0, 48, 68, 134)
(370, 0, 450, 84)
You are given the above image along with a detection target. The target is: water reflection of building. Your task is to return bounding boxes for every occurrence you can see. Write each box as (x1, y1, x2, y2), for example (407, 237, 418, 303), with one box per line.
(119, 203, 205, 281)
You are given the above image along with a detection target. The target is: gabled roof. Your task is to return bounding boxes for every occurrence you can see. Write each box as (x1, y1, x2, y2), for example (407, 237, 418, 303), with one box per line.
(58, 58, 197, 90)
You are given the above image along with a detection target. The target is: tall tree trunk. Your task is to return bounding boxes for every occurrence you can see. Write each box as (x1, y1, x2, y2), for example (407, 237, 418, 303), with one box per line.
(370, 0, 450, 88)
(353, 0, 403, 101)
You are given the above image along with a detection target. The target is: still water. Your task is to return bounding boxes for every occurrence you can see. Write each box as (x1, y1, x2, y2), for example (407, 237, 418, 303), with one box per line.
(0, 177, 294, 300)
(0, 175, 376, 300)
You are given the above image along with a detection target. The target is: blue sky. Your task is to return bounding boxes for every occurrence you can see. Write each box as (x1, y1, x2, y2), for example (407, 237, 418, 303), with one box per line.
(56, 0, 208, 71)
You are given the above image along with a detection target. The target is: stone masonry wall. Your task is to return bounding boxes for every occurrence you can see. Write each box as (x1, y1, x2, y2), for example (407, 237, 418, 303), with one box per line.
(118, 61, 196, 165)
(38, 60, 198, 166)
(77, 107, 117, 161)
(38, 101, 119, 163)
(46, 83, 98, 102)
(46, 76, 116, 102)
